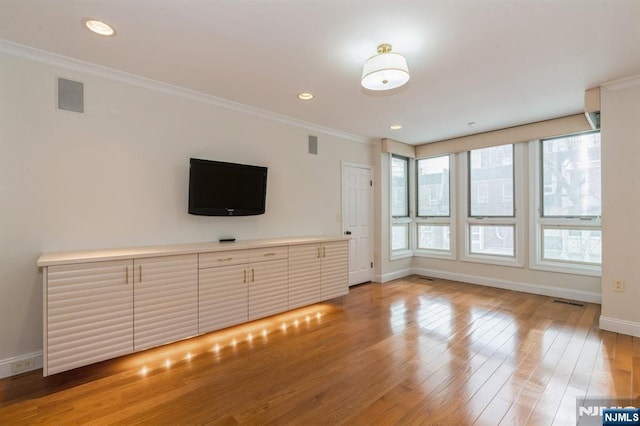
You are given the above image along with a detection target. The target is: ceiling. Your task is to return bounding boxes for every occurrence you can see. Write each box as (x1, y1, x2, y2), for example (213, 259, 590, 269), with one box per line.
(1, 0, 639, 145)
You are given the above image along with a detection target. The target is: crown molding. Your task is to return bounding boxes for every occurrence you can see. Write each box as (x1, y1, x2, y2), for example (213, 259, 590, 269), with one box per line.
(602, 74, 640, 91)
(0, 39, 374, 145)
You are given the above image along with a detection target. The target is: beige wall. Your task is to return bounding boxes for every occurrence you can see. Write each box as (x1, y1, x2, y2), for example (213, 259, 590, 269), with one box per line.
(0, 51, 375, 363)
(600, 78, 640, 335)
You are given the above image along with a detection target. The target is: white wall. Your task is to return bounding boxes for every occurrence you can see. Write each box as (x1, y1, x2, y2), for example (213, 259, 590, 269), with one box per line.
(0, 51, 374, 363)
(600, 78, 640, 336)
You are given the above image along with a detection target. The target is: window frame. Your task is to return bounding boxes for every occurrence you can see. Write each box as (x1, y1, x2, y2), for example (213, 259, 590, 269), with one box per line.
(414, 154, 456, 259)
(528, 134, 602, 276)
(461, 143, 524, 267)
(389, 154, 413, 260)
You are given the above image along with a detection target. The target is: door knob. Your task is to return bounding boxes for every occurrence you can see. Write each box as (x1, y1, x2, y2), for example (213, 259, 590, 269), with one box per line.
(345, 231, 352, 235)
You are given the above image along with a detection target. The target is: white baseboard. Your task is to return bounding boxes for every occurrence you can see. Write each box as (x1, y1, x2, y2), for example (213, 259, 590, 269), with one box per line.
(377, 268, 412, 283)
(599, 316, 640, 337)
(0, 351, 43, 379)
(412, 267, 602, 304)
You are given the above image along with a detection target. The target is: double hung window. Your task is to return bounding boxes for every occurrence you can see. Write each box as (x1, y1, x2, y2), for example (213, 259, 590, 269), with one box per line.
(464, 144, 523, 265)
(416, 155, 453, 257)
(533, 131, 601, 274)
(390, 155, 411, 255)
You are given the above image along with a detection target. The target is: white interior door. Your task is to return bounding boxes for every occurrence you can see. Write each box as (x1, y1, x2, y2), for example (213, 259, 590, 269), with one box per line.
(342, 163, 373, 285)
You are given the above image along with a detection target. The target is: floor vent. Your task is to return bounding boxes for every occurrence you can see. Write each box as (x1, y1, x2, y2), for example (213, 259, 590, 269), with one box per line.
(418, 276, 436, 281)
(552, 299, 585, 308)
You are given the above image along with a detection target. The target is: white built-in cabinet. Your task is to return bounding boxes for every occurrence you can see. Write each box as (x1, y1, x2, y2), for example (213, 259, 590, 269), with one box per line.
(38, 237, 347, 376)
(288, 242, 349, 309)
(45, 259, 133, 376)
(198, 254, 248, 333)
(319, 241, 350, 300)
(133, 254, 198, 352)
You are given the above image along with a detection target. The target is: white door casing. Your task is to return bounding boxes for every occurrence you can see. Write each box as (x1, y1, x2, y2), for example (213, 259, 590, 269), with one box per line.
(342, 163, 374, 285)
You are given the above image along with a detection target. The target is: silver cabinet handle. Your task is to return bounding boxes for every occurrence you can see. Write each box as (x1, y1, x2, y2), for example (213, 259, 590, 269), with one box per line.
(218, 257, 233, 261)
(263, 252, 276, 257)
(139, 265, 142, 282)
(125, 266, 129, 284)
(243, 269, 247, 283)
(252, 268, 255, 282)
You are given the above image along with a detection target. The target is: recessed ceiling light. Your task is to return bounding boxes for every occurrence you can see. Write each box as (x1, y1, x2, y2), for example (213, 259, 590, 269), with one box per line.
(83, 18, 116, 37)
(297, 92, 314, 101)
(389, 124, 403, 130)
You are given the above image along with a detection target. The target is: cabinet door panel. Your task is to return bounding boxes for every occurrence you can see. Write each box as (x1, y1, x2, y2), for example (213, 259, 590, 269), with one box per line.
(288, 244, 321, 310)
(134, 254, 198, 352)
(321, 241, 349, 300)
(248, 258, 288, 320)
(199, 263, 248, 333)
(46, 259, 133, 375)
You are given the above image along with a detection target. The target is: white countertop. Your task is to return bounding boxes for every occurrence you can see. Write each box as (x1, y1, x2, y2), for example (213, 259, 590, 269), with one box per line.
(37, 236, 348, 267)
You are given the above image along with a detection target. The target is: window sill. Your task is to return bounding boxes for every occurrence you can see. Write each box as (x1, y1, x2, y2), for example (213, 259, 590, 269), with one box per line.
(461, 253, 524, 268)
(414, 250, 455, 261)
(390, 250, 413, 261)
(530, 260, 601, 277)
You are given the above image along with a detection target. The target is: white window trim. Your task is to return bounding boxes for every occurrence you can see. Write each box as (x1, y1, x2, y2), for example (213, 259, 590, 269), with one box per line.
(390, 155, 414, 260)
(528, 140, 602, 277)
(414, 154, 456, 260)
(460, 143, 525, 268)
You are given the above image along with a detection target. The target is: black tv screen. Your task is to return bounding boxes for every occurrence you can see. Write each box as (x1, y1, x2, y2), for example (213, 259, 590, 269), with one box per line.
(188, 158, 268, 216)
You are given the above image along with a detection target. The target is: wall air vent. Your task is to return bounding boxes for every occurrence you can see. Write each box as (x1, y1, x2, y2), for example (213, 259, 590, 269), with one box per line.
(552, 299, 585, 308)
(57, 78, 84, 113)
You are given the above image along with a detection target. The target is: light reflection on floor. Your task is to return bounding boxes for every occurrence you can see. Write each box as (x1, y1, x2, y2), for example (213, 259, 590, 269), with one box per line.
(127, 304, 334, 377)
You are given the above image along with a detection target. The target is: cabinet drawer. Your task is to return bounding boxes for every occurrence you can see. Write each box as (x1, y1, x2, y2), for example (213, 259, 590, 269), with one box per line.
(249, 246, 288, 263)
(199, 250, 248, 269)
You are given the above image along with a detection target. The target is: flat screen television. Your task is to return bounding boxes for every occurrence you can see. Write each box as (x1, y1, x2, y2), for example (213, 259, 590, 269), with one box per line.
(188, 158, 268, 216)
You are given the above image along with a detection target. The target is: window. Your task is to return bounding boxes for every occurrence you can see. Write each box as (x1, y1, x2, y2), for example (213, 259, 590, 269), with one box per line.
(469, 144, 514, 217)
(469, 224, 514, 256)
(416, 155, 454, 256)
(417, 155, 449, 217)
(390, 155, 411, 255)
(464, 144, 522, 265)
(417, 224, 450, 251)
(533, 131, 601, 274)
(391, 155, 409, 218)
(541, 132, 601, 217)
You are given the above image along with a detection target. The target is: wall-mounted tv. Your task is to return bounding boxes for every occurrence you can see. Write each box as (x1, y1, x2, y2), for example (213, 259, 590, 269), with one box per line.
(188, 158, 268, 216)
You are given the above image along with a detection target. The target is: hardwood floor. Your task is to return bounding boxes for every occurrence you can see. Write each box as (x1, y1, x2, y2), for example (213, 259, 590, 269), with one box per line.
(1, 276, 638, 425)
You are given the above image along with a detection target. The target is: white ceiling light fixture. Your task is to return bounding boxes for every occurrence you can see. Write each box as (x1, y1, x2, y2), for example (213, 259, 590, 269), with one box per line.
(361, 43, 410, 91)
(83, 18, 116, 37)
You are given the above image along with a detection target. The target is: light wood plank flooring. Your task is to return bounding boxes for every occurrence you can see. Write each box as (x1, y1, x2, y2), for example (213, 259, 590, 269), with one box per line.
(1, 276, 638, 425)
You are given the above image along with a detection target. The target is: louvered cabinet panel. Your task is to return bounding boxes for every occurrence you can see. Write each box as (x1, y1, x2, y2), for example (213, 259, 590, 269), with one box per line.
(198, 263, 248, 333)
(133, 254, 198, 352)
(248, 258, 289, 320)
(288, 244, 321, 310)
(321, 241, 349, 300)
(45, 259, 133, 375)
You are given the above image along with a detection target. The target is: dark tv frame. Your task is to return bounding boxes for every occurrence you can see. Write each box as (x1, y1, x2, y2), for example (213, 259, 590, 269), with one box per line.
(188, 158, 268, 216)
